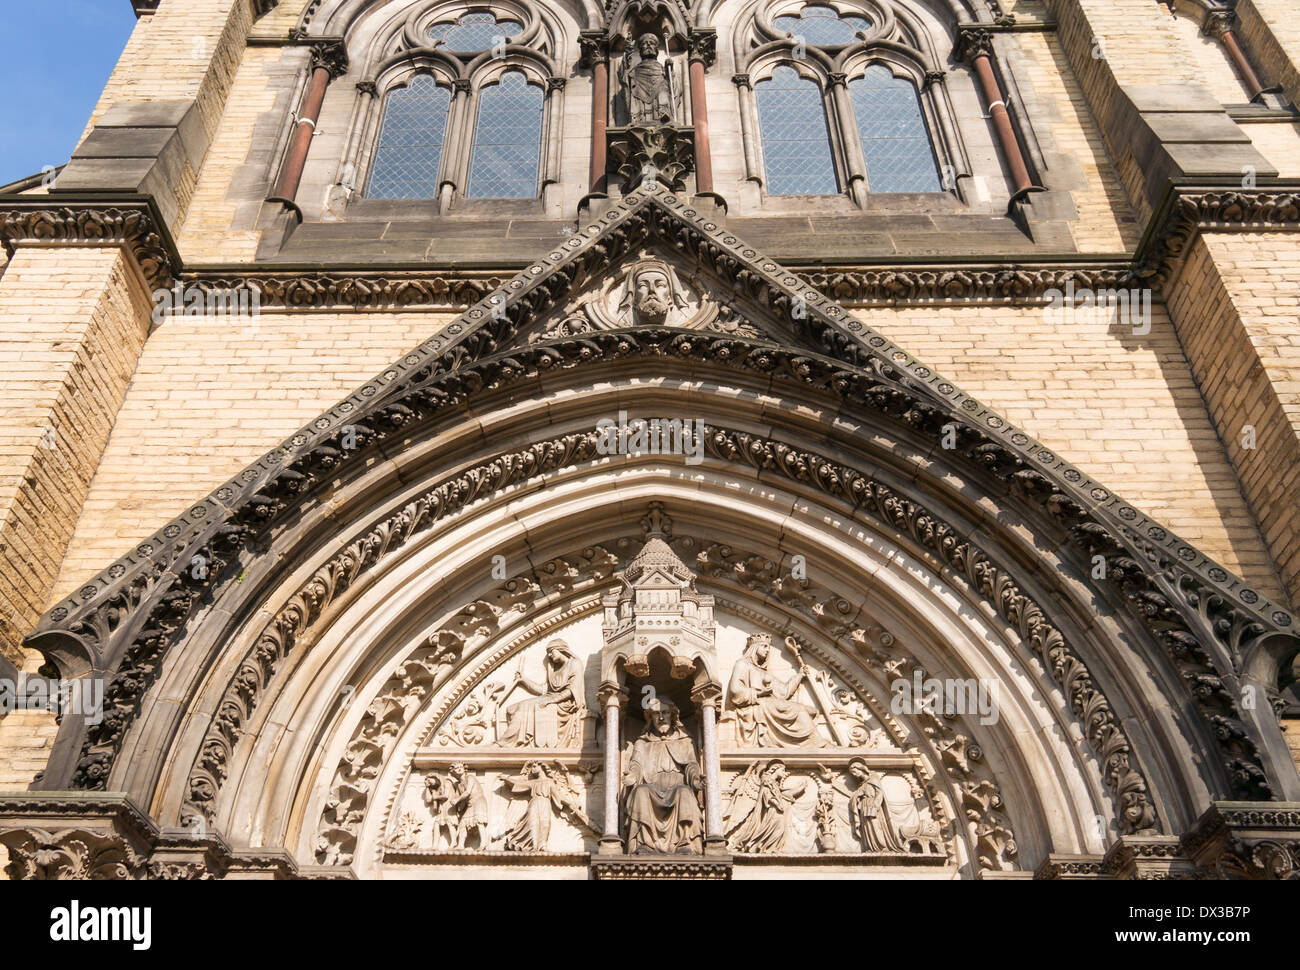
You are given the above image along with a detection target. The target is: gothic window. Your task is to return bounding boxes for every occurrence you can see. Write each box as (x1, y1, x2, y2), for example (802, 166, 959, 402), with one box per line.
(773, 4, 870, 46)
(737, 0, 964, 205)
(366, 74, 452, 199)
(429, 12, 523, 52)
(754, 66, 839, 195)
(849, 65, 941, 192)
(466, 71, 545, 198)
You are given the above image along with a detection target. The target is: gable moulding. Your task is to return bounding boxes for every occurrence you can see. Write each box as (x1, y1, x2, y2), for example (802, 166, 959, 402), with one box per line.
(4, 184, 1296, 814)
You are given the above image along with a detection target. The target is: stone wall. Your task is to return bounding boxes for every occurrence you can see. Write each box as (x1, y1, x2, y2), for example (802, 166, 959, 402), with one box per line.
(1164, 233, 1300, 609)
(0, 248, 153, 665)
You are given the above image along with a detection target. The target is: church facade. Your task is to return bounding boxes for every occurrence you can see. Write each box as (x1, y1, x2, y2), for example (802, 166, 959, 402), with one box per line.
(0, 0, 1299, 880)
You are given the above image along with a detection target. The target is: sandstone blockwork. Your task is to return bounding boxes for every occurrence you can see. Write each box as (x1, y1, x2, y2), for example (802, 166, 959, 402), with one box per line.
(0, 0, 1297, 882)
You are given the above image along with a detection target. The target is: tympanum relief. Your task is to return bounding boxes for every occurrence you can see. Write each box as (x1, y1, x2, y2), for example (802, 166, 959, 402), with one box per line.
(530, 254, 762, 341)
(379, 534, 949, 869)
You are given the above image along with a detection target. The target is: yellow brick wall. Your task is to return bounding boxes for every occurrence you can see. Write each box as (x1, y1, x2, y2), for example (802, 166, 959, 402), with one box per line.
(50, 310, 457, 602)
(1015, 32, 1140, 252)
(1239, 0, 1300, 106)
(853, 303, 1285, 601)
(1243, 122, 1300, 178)
(177, 45, 280, 262)
(0, 248, 153, 665)
(1165, 233, 1300, 608)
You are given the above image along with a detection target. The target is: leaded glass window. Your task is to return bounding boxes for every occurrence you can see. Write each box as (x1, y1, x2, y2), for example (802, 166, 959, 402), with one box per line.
(755, 66, 838, 195)
(466, 71, 544, 198)
(773, 5, 870, 46)
(850, 65, 942, 192)
(367, 75, 451, 199)
(429, 12, 523, 53)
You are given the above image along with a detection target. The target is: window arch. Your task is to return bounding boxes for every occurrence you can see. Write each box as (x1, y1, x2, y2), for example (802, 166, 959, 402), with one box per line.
(754, 65, 839, 195)
(429, 11, 524, 52)
(849, 64, 941, 192)
(736, 0, 964, 206)
(466, 70, 545, 198)
(366, 74, 452, 199)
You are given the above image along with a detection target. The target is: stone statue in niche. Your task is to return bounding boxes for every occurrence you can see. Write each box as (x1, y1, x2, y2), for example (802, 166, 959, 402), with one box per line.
(845, 758, 906, 853)
(726, 634, 828, 748)
(617, 259, 693, 327)
(722, 759, 809, 853)
(499, 761, 599, 852)
(622, 697, 705, 854)
(447, 762, 490, 849)
(498, 641, 586, 747)
(620, 32, 676, 125)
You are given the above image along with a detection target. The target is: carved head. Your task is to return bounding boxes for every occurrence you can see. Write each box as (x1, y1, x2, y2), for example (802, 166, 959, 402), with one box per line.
(848, 758, 871, 781)
(643, 695, 682, 735)
(449, 762, 467, 779)
(545, 639, 572, 665)
(636, 33, 660, 59)
(745, 632, 772, 666)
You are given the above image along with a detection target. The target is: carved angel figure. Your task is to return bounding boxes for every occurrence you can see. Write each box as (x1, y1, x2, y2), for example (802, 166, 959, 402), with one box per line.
(723, 760, 807, 853)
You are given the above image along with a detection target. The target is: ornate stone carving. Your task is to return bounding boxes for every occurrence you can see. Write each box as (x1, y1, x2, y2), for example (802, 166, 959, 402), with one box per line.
(446, 763, 489, 849)
(725, 634, 828, 748)
(953, 26, 994, 65)
(619, 33, 677, 125)
(499, 762, 598, 851)
(1181, 802, 1300, 880)
(309, 40, 349, 80)
(34, 185, 1294, 834)
(723, 759, 808, 852)
(497, 641, 586, 747)
(623, 697, 706, 854)
(607, 125, 695, 191)
(1, 827, 146, 880)
(0, 203, 175, 288)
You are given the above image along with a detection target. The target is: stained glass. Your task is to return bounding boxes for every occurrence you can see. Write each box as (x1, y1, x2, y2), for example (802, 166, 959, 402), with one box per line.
(773, 5, 870, 46)
(431, 12, 523, 53)
(467, 72, 544, 198)
(850, 64, 942, 192)
(366, 75, 451, 198)
(755, 66, 838, 195)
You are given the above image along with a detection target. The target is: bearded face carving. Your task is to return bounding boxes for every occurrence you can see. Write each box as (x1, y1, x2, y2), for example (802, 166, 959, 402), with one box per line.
(618, 260, 692, 326)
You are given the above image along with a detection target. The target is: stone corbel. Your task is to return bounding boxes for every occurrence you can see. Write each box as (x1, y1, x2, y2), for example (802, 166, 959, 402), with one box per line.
(607, 125, 695, 192)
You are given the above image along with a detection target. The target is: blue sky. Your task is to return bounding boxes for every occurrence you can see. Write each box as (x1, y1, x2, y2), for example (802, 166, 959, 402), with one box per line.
(0, 0, 138, 186)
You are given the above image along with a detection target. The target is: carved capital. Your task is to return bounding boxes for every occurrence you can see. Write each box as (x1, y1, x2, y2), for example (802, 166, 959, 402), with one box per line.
(1202, 9, 1236, 38)
(452, 78, 472, 94)
(827, 72, 848, 88)
(310, 40, 349, 80)
(0, 201, 176, 289)
(922, 70, 947, 91)
(687, 28, 717, 67)
(355, 80, 378, 97)
(547, 76, 567, 93)
(1181, 802, 1300, 879)
(731, 72, 751, 89)
(1104, 835, 1200, 880)
(953, 26, 995, 65)
(578, 30, 611, 68)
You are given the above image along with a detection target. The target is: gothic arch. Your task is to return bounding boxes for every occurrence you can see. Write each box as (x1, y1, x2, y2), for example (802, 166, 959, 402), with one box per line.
(19, 186, 1300, 879)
